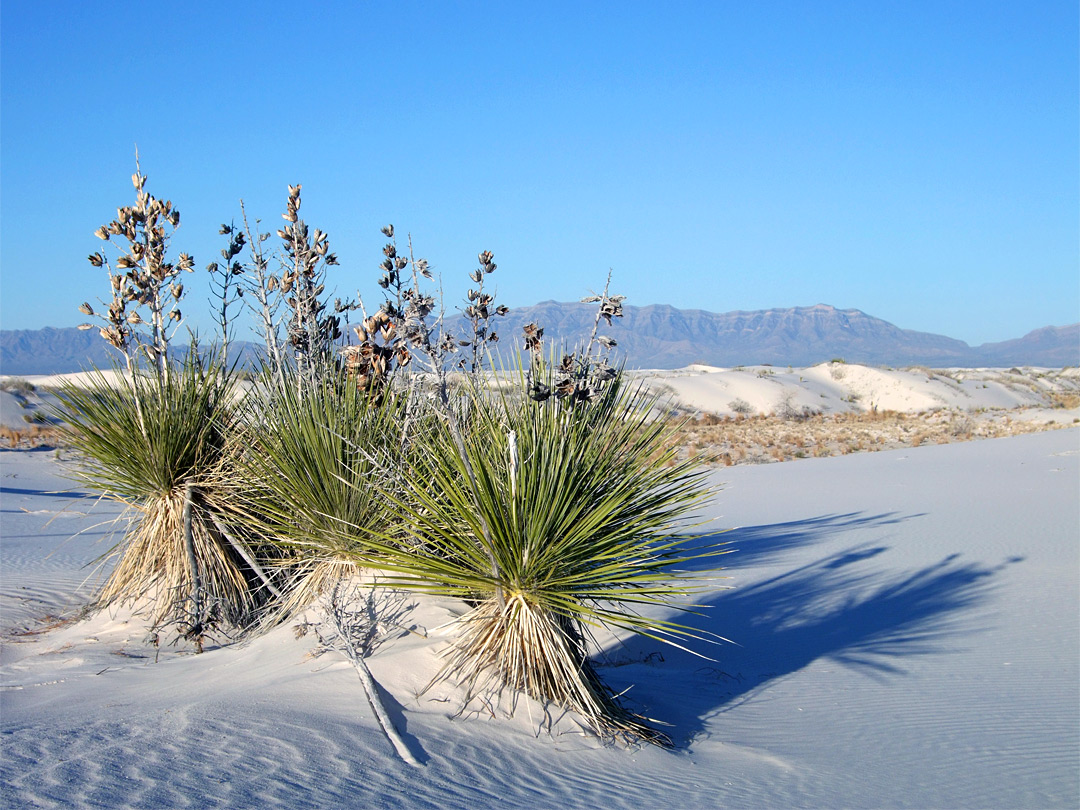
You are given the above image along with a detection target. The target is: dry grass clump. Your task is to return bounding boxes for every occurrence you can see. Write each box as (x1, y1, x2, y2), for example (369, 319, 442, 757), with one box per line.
(0, 425, 63, 448)
(670, 406, 1073, 465)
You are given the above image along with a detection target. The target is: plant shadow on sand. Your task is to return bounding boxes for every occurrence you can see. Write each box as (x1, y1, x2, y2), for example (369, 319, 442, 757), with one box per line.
(597, 512, 1022, 747)
(0, 485, 100, 502)
(686, 511, 921, 572)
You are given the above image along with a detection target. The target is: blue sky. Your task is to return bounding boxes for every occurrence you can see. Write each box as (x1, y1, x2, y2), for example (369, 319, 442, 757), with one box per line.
(2, 1, 1077, 346)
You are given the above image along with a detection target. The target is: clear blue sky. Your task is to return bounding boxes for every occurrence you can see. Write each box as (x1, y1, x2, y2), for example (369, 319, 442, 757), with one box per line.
(2, 1, 1077, 346)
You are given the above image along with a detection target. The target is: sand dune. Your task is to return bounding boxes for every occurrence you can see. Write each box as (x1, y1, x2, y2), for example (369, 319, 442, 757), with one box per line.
(637, 362, 1080, 417)
(2, 424, 1077, 808)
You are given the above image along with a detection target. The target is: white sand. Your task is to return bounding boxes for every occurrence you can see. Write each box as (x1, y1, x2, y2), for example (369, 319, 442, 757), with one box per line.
(2, 423, 1077, 808)
(636, 363, 1080, 420)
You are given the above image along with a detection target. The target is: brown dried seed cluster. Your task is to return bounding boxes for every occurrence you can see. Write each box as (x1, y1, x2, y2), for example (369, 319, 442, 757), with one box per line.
(273, 184, 349, 370)
(342, 310, 411, 393)
(83, 162, 192, 366)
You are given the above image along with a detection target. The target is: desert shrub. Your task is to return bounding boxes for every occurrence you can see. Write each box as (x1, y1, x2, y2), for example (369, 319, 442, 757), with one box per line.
(63, 168, 729, 744)
(56, 162, 279, 644)
(1, 378, 37, 396)
(348, 364, 721, 744)
(729, 397, 754, 416)
(228, 371, 412, 620)
(52, 350, 264, 642)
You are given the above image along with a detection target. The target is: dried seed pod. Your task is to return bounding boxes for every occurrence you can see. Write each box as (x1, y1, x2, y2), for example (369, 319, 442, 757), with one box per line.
(87, 253, 104, 267)
(79, 302, 94, 316)
(100, 326, 123, 348)
(94, 226, 111, 241)
(522, 322, 544, 352)
(77, 323, 94, 331)
(528, 381, 551, 402)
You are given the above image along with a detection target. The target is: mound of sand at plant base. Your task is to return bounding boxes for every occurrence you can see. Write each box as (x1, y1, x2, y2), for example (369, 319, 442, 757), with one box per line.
(634, 363, 1080, 417)
(1, 429, 1077, 809)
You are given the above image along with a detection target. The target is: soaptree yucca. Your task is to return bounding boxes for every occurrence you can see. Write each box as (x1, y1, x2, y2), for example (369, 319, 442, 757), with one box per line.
(54, 354, 263, 640)
(356, 366, 723, 744)
(228, 372, 412, 620)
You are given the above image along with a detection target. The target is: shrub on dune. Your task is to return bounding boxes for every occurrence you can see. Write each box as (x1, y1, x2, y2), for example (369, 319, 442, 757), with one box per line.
(227, 372, 412, 621)
(353, 366, 722, 744)
(53, 354, 264, 639)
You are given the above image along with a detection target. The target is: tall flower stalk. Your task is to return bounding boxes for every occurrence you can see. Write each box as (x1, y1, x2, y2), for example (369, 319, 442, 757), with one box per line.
(81, 156, 193, 383)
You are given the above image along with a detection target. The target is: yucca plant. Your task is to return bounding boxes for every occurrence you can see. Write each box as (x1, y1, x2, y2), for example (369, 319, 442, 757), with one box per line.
(53, 352, 262, 640)
(227, 371, 413, 621)
(352, 365, 723, 744)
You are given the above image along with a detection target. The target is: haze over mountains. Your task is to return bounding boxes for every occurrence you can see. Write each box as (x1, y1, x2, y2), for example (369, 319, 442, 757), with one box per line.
(2, 303, 1077, 375)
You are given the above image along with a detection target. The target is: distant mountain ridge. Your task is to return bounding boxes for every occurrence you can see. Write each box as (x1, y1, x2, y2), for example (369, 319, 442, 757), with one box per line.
(2, 304, 1077, 374)
(493, 302, 1078, 368)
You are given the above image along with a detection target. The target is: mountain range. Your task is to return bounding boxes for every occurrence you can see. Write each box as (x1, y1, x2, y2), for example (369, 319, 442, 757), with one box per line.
(2, 304, 1077, 375)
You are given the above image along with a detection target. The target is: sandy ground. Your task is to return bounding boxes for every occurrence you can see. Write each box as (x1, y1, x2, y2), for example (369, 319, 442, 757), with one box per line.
(1, 421, 1077, 809)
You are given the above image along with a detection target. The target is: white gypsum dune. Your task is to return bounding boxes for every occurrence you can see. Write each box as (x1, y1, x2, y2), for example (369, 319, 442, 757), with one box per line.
(1, 427, 1077, 809)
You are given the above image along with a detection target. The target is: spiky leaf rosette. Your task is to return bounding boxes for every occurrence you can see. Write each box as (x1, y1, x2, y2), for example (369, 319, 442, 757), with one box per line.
(227, 373, 413, 620)
(52, 354, 258, 628)
(355, 367, 725, 743)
